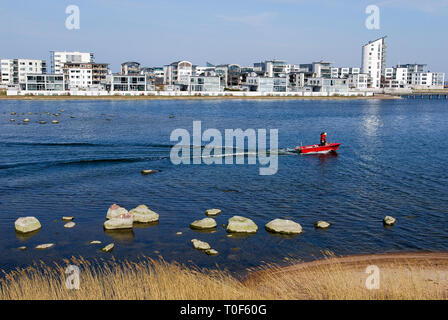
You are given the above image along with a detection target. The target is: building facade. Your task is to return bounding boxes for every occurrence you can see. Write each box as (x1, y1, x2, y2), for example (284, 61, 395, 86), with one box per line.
(24, 74, 65, 91)
(1, 59, 47, 85)
(63, 62, 109, 89)
(51, 51, 94, 74)
(164, 61, 193, 86)
(361, 37, 386, 88)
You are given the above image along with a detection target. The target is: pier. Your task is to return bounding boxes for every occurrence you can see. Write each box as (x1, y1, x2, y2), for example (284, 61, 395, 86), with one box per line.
(392, 90, 448, 99)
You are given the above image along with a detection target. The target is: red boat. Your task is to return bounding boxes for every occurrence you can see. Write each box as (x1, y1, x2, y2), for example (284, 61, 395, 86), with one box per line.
(295, 143, 341, 154)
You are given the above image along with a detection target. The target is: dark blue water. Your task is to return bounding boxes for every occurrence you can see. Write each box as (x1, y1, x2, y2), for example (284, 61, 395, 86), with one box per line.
(0, 98, 447, 273)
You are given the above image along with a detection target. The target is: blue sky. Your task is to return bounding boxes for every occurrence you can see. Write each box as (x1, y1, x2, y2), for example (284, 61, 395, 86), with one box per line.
(1, 0, 447, 74)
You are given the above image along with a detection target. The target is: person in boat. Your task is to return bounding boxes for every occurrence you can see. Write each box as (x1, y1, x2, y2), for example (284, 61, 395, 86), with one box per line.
(320, 132, 328, 146)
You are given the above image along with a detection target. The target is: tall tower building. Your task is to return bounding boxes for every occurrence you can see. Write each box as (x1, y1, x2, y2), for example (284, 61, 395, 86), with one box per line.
(361, 36, 386, 88)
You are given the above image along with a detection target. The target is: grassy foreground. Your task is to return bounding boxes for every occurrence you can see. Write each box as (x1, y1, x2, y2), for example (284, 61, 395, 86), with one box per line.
(0, 253, 446, 300)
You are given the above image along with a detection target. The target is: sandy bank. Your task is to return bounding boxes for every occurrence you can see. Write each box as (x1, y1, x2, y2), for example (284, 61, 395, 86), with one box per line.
(245, 251, 448, 299)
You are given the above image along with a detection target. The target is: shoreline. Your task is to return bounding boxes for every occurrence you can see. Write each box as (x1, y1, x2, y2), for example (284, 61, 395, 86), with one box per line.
(0, 93, 402, 101)
(247, 251, 448, 279)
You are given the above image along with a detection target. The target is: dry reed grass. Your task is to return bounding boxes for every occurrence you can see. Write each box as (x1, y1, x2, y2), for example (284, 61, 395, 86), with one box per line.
(0, 253, 446, 300)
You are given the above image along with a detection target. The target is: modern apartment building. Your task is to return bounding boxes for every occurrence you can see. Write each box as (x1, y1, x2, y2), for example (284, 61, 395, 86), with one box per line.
(383, 67, 408, 88)
(410, 72, 445, 89)
(24, 74, 65, 91)
(163, 61, 193, 86)
(121, 61, 141, 75)
(361, 36, 387, 88)
(306, 78, 349, 93)
(63, 62, 109, 89)
(109, 74, 147, 91)
(50, 51, 94, 74)
(0, 59, 47, 85)
(188, 76, 221, 92)
(389, 64, 445, 89)
(331, 67, 360, 79)
(253, 60, 288, 78)
(243, 76, 287, 92)
(348, 73, 368, 90)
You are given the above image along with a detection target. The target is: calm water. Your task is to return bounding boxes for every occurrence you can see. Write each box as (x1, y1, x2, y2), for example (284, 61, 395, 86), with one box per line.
(0, 98, 447, 273)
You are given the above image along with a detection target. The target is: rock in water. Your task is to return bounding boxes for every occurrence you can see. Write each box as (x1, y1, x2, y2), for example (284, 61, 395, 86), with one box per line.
(265, 219, 303, 234)
(176, 232, 183, 235)
(315, 221, 331, 229)
(39, 121, 47, 124)
(383, 216, 396, 226)
(106, 204, 129, 219)
(104, 213, 134, 230)
(205, 249, 219, 256)
(205, 209, 222, 217)
(10, 119, 15, 122)
(191, 239, 211, 250)
(90, 240, 102, 245)
(129, 204, 159, 223)
(141, 169, 159, 175)
(23, 118, 30, 123)
(190, 217, 217, 230)
(15, 217, 42, 233)
(35, 243, 54, 250)
(18, 246, 27, 251)
(62, 216, 74, 221)
(52, 120, 59, 124)
(101, 243, 114, 252)
(226, 216, 258, 233)
(64, 222, 76, 228)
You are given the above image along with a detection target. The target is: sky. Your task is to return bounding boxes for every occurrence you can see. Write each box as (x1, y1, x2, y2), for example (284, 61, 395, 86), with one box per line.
(0, 0, 447, 74)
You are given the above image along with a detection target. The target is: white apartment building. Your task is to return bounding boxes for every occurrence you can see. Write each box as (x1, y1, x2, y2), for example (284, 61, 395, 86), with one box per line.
(361, 37, 386, 88)
(410, 72, 445, 89)
(63, 62, 109, 89)
(348, 73, 368, 90)
(394, 64, 445, 89)
(50, 51, 94, 74)
(163, 61, 193, 85)
(331, 67, 360, 79)
(384, 67, 408, 89)
(0, 59, 46, 85)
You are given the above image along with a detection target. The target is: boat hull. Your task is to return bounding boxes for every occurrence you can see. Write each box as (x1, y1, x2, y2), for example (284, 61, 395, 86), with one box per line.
(295, 143, 340, 154)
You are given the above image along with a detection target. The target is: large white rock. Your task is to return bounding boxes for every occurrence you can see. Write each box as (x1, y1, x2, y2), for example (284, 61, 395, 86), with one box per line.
(315, 220, 331, 229)
(129, 204, 159, 223)
(35, 243, 54, 250)
(190, 217, 217, 230)
(191, 239, 211, 250)
(265, 219, 302, 235)
(205, 249, 219, 256)
(14, 217, 42, 233)
(64, 222, 76, 228)
(106, 204, 129, 220)
(101, 243, 114, 252)
(226, 216, 258, 233)
(205, 209, 222, 217)
(141, 169, 159, 175)
(104, 213, 134, 230)
(383, 216, 396, 226)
